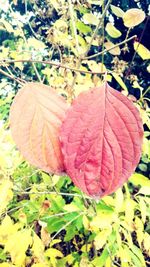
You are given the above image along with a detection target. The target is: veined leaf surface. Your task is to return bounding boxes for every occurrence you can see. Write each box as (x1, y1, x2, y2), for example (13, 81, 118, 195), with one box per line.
(10, 82, 68, 173)
(60, 83, 143, 197)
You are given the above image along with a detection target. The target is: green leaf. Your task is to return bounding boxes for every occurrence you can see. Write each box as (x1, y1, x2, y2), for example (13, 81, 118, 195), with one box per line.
(47, 218, 65, 234)
(64, 224, 76, 241)
(105, 23, 122, 38)
(83, 13, 99, 26)
(110, 5, 124, 18)
(92, 248, 109, 266)
(131, 245, 146, 267)
(76, 21, 92, 34)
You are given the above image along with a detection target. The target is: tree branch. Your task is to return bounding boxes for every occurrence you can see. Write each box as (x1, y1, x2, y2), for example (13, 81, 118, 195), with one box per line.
(0, 68, 25, 85)
(0, 59, 112, 75)
(83, 35, 137, 60)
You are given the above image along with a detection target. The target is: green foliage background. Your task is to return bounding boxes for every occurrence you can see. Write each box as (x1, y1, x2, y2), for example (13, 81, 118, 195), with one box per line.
(0, 0, 150, 266)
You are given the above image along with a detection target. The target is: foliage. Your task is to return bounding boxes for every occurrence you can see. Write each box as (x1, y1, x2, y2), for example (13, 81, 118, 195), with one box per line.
(0, 0, 150, 266)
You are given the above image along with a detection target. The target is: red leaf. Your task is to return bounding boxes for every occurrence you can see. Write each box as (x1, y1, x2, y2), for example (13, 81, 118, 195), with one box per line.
(10, 82, 68, 173)
(60, 83, 143, 197)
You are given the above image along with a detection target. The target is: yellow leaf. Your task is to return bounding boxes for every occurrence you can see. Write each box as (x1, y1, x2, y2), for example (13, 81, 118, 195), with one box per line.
(90, 211, 116, 230)
(45, 248, 63, 267)
(5, 229, 32, 266)
(139, 197, 147, 223)
(0, 216, 20, 245)
(27, 37, 46, 50)
(0, 264, 16, 267)
(45, 248, 63, 258)
(82, 215, 90, 230)
(63, 203, 80, 212)
(0, 179, 13, 215)
(32, 232, 45, 263)
(94, 228, 112, 250)
(104, 41, 121, 55)
(32, 264, 48, 267)
(142, 138, 150, 158)
(143, 232, 150, 254)
(115, 188, 124, 212)
(83, 13, 99, 26)
(129, 173, 150, 187)
(105, 257, 112, 267)
(119, 246, 131, 264)
(137, 186, 150, 196)
(135, 217, 144, 247)
(125, 199, 135, 227)
(110, 5, 124, 18)
(123, 8, 145, 28)
(41, 227, 51, 247)
(0, 19, 14, 32)
(134, 42, 150, 60)
(106, 23, 122, 38)
(112, 72, 128, 92)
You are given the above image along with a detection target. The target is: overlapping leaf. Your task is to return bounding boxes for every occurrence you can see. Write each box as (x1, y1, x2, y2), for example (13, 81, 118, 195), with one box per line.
(9, 82, 68, 173)
(60, 83, 143, 197)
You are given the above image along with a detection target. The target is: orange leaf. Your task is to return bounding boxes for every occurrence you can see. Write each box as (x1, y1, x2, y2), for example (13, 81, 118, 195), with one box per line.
(9, 82, 68, 173)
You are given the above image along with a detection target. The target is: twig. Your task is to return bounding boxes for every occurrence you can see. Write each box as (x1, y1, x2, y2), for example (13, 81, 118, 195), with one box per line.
(124, 16, 149, 81)
(70, 0, 112, 92)
(9, 4, 42, 83)
(0, 68, 25, 85)
(83, 35, 137, 60)
(84, 0, 112, 57)
(14, 190, 93, 199)
(42, 211, 79, 220)
(101, 1, 105, 71)
(68, 0, 80, 55)
(51, 212, 84, 240)
(0, 59, 112, 75)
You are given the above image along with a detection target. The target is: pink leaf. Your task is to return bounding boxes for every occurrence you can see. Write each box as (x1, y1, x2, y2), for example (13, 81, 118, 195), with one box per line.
(60, 83, 143, 198)
(10, 82, 68, 173)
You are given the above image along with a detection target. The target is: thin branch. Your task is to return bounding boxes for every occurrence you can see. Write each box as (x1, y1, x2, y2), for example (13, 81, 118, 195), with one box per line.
(0, 68, 25, 85)
(68, 0, 80, 55)
(42, 211, 79, 220)
(83, 35, 137, 60)
(0, 59, 112, 75)
(51, 212, 84, 240)
(69, 0, 112, 92)
(14, 190, 93, 199)
(84, 0, 112, 57)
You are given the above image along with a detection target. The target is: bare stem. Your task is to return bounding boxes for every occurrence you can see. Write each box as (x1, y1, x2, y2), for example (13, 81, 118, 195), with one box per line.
(14, 190, 93, 199)
(70, 0, 112, 91)
(68, 0, 80, 55)
(83, 35, 137, 60)
(84, 0, 112, 57)
(51, 212, 84, 240)
(0, 59, 112, 75)
(0, 68, 25, 85)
